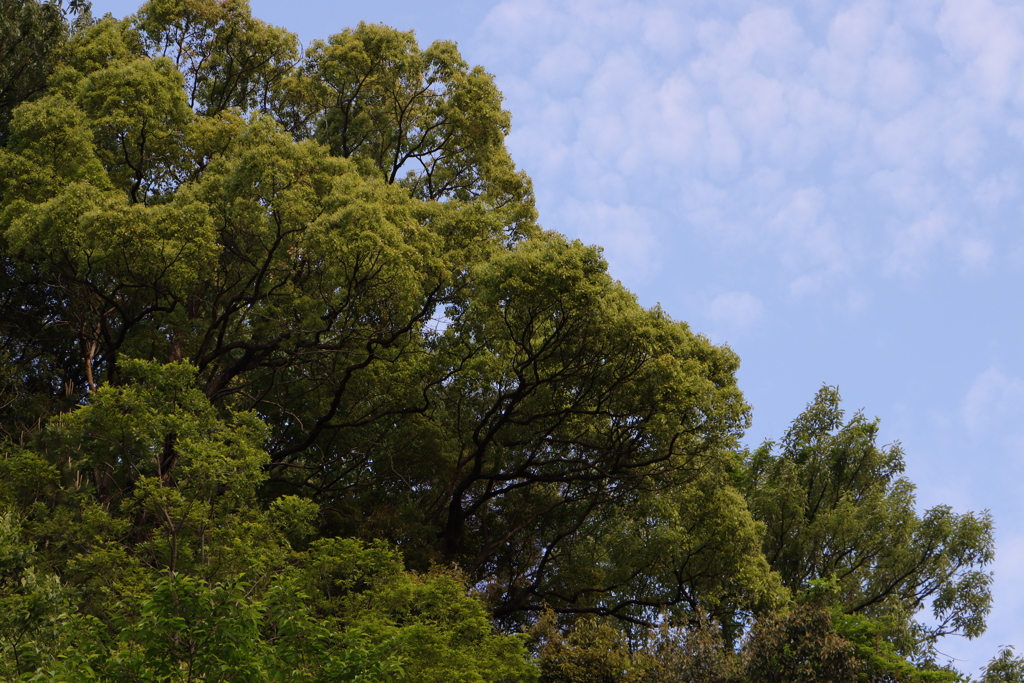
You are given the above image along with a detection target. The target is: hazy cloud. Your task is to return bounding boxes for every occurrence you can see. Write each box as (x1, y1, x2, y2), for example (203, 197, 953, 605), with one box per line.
(963, 367, 1024, 434)
(707, 291, 764, 329)
(477, 0, 1024, 293)
(561, 200, 662, 283)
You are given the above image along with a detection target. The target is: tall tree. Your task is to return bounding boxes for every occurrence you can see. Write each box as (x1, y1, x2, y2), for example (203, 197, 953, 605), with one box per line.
(133, 0, 300, 118)
(0, 0, 769, 634)
(744, 386, 994, 660)
(0, 4, 1010, 681)
(304, 22, 536, 227)
(350, 234, 773, 628)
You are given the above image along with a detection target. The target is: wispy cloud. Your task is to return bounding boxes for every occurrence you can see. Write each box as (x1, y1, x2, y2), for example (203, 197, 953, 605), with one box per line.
(963, 367, 1024, 435)
(559, 200, 662, 283)
(476, 0, 1024, 295)
(707, 291, 764, 329)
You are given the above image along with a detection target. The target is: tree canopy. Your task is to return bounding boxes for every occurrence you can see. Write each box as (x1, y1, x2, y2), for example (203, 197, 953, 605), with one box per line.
(745, 386, 994, 651)
(0, 1, 1008, 681)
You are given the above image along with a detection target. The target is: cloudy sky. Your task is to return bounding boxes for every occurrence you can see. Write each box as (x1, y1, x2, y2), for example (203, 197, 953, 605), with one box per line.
(92, 0, 1024, 672)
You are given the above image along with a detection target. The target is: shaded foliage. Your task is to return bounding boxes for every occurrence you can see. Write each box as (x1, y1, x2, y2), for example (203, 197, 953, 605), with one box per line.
(0, 0, 91, 145)
(0, 3, 1008, 682)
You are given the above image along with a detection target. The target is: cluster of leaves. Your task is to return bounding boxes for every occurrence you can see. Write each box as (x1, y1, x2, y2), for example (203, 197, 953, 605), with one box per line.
(0, 1, 1013, 681)
(0, 360, 535, 680)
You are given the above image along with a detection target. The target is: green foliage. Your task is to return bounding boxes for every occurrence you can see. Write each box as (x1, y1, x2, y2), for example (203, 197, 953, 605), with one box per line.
(47, 359, 271, 578)
(23, 537, 534, 682)
(0, 363, 536, 680)
(301, 537, 537, 683)
(530, 612, 631, 683)
(304, 21, 534, 217)
(133, 0, 300, 116)
(77, 53, 195, 202)
(29, 573, 406, 682)
(382, 233, 768, 627)
(0, 511, 68, 679)
(742, 602, 860, 683)
(0, 3, 1013, 682)
(980, 647, 1024, 683)
(744, 386, 994, 653)
(629, 619, 743, 683)
(833, 612, 961, 683)
(0, 0, 90, 145)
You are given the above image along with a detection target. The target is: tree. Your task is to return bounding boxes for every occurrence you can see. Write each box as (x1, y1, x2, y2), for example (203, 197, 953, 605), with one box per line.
(303, 21, 536, 222)
(529, 612, 632, 683)
(352, 234, 773, 628)
(0, 0, 770, 632)
(629, 618, 742, 683)
(0, 0, 91, 146)
(0, 511, 68, 679)
(742, 602, 860, 683)
(744, 386, 994, 664)
(28, 550, 530, 682)
(980, 647, 1024, 683)
(0, 360, 536, 680)
(0, 3, 1012, 681)
(298, 537, 537, 683)
(133, 0, 300, 117)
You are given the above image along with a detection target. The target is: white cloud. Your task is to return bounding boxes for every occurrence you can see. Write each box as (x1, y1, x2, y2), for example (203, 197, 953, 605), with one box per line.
(885, 211, 948, 276)
(533, 40, 594, 89)
(865, 50, 924, 117)
(844, 288, 869, 313)
(960, 237, 993, 269)
(642, 6, 692, 57)
(963, 368, 1024, 434)
(936, 0, 1024, 105)
(827, 1, 888, 61)
(478, 0, 1024, 296)
(706, 107, 743, 178)
(707, 291, 764, 329)
(770, 187, 843, 265)
(560, 200, 661, 283)
(974, 170, 1019, 210)
(646, 74, 703, 164)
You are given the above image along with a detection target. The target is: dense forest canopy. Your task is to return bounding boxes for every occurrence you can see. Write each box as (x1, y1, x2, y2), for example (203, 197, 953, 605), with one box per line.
(0, 1, 1013, 681)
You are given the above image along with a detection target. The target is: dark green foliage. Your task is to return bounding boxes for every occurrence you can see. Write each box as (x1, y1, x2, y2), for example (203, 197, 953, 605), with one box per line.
(630, 619, 742, 683)
(0, 3, 1010, 681)
(0, 0, 91, 145)
(530, 613, 632, 683)
(742, 603, 860, 683)
(744, 386, 994, 651)
(0, 359, 535, 680)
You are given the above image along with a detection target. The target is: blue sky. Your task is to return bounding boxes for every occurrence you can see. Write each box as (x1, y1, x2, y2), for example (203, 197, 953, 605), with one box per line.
(92, 0, 1024, 672)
